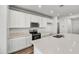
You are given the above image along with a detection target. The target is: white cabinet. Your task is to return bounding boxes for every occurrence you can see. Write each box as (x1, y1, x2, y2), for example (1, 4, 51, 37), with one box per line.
(37, 16, 42, 27)
(25, 13, 31, 27)
(30, 14, 41, 22)
(39, 17, 42, 27)
(47, 18, 53, 23)
(9, 10, 26, 28)
(9, 10, 45, 28)
(30, 14, 42, 27)
(8, 36, 32, 53)
(41, 17, 47, 27)
(31, 15, 38, 22)
(46, 18, 53, 32)
(8, 37, 27, 53)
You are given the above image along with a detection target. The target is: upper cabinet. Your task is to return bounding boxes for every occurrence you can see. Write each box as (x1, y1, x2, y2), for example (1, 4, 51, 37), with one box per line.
(30, 14, 42, 27)
(9, 9, 52, 28)
(30, 14, 41, 23)
(36, 16, 42, 27)
(40, 17, 53, 31)
(41, 17, 48, 27)
(46, 18, 53, 24)
(25, 13, 31, 27)
(9, 10, 26, 28)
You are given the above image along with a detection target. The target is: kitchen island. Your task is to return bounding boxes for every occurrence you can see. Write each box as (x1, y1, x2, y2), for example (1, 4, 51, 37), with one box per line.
(32, 34, 79, 54)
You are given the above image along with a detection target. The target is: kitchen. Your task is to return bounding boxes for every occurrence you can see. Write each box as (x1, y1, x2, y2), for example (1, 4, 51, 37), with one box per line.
(0, 5, 79, 54)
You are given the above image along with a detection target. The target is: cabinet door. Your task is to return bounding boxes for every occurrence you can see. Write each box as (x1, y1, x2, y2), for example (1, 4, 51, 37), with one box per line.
(41, 17, 47, 27)
(26, 36, 32, 47)
(30, 14, 42, 28)
(39, 17, 42, 27)
(8, 37, 27, 53)
(8, 36, 32, 53)
(25, 13, 31, 27)
(30, 15, 37, 22)
(37, 16, 41, 27)
(46, 18, 53, 32)
(10, 10, 25, 28)
(30, 14, 41, 22)
(47, 18, 53, 23)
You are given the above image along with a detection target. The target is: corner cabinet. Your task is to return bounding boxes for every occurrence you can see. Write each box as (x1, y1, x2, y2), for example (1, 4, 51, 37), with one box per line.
(9, 10, 26, 28)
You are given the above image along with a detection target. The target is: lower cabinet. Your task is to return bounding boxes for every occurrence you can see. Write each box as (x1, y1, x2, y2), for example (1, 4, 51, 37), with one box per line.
(8, 36, 32, 53)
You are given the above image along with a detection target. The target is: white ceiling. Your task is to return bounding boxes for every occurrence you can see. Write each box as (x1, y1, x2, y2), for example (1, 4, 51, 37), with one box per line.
(15, 5, 79, 18)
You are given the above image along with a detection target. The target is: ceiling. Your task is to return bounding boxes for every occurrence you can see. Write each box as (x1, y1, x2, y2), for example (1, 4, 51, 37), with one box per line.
(14, 5, 79, 18)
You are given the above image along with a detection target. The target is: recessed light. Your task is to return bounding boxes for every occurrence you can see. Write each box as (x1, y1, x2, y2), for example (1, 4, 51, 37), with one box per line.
(38, 5, 42, 8)
(50, 10, 54, 14)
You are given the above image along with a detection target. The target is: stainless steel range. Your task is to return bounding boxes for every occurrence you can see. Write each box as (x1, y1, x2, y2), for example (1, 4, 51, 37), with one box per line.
(29, 29, 41, 40)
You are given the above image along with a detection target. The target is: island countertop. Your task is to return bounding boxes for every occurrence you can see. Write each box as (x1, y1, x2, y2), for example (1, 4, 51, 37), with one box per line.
(32, 34, 79, 54)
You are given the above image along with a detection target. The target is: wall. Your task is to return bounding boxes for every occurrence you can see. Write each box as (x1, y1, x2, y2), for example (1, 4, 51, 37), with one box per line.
(62, 14, 79, 34)
(71, 18, 79, 34)
(66, 18, 72, 33)
(62, 15, 79, 34)
(59, 18, 72, 34)
(0, 5, 8, 53)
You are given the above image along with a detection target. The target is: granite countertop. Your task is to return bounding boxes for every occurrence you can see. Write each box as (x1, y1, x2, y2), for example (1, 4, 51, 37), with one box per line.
(9, 32, 32, 39)
(32, 34, 79, 54)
